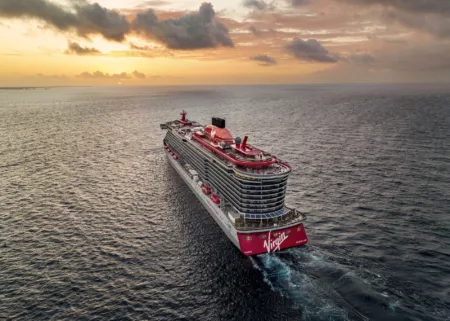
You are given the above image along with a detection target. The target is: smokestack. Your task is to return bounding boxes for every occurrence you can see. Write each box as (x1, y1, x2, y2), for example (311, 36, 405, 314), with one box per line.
(212, 117, 226, 128)
(241, 136, 248, 150)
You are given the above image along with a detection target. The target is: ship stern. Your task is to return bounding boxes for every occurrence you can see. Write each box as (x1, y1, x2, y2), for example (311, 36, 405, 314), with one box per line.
(237, 223, 308, 256)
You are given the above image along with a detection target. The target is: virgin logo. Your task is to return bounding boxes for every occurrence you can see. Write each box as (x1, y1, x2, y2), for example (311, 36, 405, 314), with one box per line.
(263, 232, 288, 253)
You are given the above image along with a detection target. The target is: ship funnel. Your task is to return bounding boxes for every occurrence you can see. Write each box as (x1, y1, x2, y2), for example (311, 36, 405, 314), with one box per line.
(241, 136, 248, 150)
(212, 117, 226, 129)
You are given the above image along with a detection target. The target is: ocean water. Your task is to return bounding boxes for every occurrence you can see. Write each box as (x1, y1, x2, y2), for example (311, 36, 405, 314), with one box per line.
(0, 84, 449, 321)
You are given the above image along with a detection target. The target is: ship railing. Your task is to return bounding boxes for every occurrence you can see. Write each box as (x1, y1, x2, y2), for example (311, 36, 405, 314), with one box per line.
(232, 209, 307, 231)
(190, 137, 291, 177)
(233, 165, 291, 178)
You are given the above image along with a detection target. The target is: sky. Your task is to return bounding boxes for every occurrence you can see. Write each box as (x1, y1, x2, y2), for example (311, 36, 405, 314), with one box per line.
(0, 0, 450, 86)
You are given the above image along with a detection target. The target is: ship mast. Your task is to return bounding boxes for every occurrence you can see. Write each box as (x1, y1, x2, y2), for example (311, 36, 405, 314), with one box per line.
(180, 110, 187, 122)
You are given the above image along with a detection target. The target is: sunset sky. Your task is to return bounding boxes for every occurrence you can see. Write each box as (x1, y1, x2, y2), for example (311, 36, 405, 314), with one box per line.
(1, 0, 449, 86)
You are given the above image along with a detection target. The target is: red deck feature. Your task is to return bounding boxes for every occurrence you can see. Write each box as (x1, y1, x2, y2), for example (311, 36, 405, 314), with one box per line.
(193, 133, 277, 168)
(179, 110, 193, 126)
(202, 184, 212, 195)
(237, 223, 308, 256)
(204, 125, 234, 143)
(211, 194, 220, 204)
(234, 137, 265, 157)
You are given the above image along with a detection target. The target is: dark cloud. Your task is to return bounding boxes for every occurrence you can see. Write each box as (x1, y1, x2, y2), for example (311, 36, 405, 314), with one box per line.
(290, 0, 310, 6)
(248, 26, 277, 37)
(0, 0, 77, 30)
(383, 9, 450, 38)
(0, 0, 130, 41)
(249, 26, 262, 36)
(73, 0, 130, 41)
(250, 54, 277, 66)
(132, 70, 147, 79)
(344, 0, 450, 38)
(0, 1, 236, 49)
(345, 0, 450, 16)
(243, 0, 268, 11)
(129, 43, 153, 51)
(285, 38, 337, 63)
(78, 71, 132, 79)
(65, 41, 100, 55)
(133, 3, 234, 50)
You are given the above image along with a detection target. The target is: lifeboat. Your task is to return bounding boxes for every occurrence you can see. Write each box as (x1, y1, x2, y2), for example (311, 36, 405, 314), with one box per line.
(211, 194, 221, 205)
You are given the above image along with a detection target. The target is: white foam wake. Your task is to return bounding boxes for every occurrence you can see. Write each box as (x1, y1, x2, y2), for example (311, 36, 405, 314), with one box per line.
(254, 251, 352, 321)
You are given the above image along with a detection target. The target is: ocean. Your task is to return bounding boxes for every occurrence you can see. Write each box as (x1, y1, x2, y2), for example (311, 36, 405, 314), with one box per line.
(0, 84, 449, 321)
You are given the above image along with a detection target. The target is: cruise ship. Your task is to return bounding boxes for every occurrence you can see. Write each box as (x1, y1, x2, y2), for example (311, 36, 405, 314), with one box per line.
(160, 111, 308, 255)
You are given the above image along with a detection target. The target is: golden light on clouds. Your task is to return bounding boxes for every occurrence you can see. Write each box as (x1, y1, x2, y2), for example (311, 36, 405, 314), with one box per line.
(0, 0, 450, 86)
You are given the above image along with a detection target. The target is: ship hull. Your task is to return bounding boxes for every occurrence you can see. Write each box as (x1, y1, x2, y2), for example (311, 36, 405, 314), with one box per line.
(165, 149, 308, 256)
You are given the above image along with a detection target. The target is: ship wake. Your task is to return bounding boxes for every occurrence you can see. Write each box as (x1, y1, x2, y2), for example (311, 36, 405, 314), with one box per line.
(252, 248, 372, 321)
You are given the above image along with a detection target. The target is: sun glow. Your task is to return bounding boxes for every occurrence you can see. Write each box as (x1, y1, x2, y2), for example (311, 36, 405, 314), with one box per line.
(0, 0, 448, 85)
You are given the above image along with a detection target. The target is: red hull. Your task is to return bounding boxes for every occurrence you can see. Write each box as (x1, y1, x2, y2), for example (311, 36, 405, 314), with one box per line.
(237, 223, 308, 256)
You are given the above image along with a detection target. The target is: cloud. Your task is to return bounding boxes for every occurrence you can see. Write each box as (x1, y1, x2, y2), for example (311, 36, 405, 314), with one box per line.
(248, 26, 261, 36)
(344, 0, 450, 38)
(285, 38, 338, 63)
(250, 54, 277, 66)
(136, 0, 170, 8)
(248, 26, 277, 37)
(132, 3, 234, 49)
(372, 42, 450, 71)
(35, 73, 67, 79)
(73, 0, 130, 41)
(290, 0, 310, 6)
(0, 1, 236, 50)
(65, 41, 100, 55)
(367, 34, 408, 45)
(0, 0, 130, 41)
(133, 70, 147, 79)
(78, 71, 132, 79)
(129, 43, 153, 51)
(344, 53, 376, 64)
(0, 0, 76, 30)
(78, 70, 148, 80)
(382, 8, 450, 38)
(243, 0, 268, 11)
(345, 0, 450, 16)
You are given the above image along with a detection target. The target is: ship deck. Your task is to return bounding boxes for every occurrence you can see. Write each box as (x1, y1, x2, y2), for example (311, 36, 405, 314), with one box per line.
(226, 205, 307, 231)
(164, 121, 291, 177)
(162, 115, 306, 233)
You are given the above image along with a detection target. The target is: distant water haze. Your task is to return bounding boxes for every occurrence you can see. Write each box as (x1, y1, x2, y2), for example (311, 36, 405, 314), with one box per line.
(0, 84, 449, 320)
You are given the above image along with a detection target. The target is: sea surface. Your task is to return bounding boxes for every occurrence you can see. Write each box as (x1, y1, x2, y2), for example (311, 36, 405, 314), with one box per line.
(0, 84, 449, 321)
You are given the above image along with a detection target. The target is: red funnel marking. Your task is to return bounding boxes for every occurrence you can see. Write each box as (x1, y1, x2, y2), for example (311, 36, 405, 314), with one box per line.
(241, 136, 248, 151)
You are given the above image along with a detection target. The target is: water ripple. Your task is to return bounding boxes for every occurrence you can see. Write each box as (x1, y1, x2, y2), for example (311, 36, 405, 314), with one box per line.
(0, 84, 449, 320)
